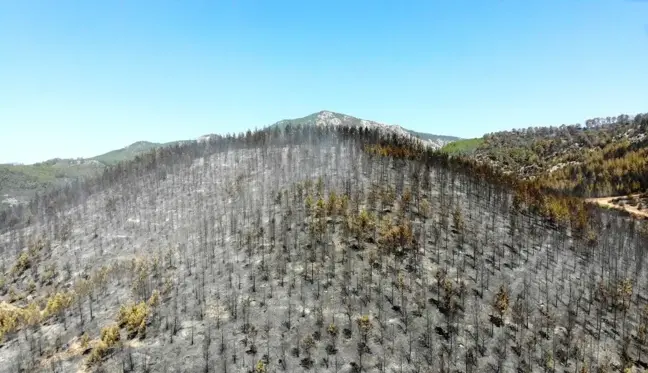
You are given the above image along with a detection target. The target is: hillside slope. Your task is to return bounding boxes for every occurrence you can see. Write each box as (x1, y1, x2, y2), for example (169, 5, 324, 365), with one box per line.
(0, 140, 206, 207)
(2, 112, 457, 208)
(0, 125, 647, 373)
(91, 141, 164, 165)
(0, 159, 105, 207)
(458, 113, 648, 199)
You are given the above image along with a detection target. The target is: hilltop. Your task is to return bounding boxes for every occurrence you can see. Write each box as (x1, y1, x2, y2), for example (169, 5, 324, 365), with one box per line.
(90, 141, 166, 165)
(1, 112, 457, 207)
(269, 110, 460, 149)
(1, 124, 648, 372)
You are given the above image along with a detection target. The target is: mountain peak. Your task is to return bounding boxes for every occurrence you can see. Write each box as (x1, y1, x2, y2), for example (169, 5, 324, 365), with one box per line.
(269, 111, 460, 149)
(126, 141, 158, 149)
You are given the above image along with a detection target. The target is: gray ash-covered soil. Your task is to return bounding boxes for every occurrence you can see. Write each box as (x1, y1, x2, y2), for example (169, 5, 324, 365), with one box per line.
(1, 127, 648, 373)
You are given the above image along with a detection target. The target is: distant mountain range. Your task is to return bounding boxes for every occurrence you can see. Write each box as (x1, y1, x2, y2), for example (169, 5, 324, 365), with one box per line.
(1, 111, 458, 206)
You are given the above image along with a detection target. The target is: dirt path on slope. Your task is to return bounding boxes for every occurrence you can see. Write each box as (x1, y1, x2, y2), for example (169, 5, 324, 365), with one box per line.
(585, 194, 648, 219)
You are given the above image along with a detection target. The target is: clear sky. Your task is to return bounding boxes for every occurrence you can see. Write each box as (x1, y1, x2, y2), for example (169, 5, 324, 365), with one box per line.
(1, 1, 648, 164)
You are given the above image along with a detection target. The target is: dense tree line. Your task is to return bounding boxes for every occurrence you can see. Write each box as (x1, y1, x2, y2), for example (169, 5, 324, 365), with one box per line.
(471, 112, 648, 198)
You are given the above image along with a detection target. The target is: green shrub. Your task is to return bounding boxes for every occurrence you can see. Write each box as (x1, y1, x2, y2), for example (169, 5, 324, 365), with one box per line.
(87, 324, 121, 366)
(117, 302, 149, 339)
(44, 291, 73, 319)
(100, 324, 121, 347)
(11, 252, 30, 276)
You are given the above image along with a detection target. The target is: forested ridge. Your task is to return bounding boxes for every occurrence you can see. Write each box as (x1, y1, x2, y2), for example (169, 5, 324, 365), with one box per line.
(1, 124, 648, 372)
(1, 111, 455, 209)
(467, 113, 648, 199)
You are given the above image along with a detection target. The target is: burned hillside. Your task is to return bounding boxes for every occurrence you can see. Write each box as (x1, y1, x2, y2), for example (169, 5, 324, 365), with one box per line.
(1, 125, 648, 373)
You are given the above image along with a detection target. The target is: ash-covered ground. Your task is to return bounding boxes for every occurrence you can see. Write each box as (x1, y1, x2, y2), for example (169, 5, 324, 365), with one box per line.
(1, 128, 647, 373)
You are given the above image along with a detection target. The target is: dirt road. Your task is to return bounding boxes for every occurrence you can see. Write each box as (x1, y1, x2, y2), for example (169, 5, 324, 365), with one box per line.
(585, 194, 648, 219)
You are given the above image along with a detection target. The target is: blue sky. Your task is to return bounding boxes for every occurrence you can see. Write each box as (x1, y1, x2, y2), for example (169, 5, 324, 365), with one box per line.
(1, 1, 648, 164)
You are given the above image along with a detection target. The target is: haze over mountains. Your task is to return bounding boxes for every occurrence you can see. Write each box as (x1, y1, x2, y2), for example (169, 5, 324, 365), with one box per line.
(0, 111, 457, 207)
